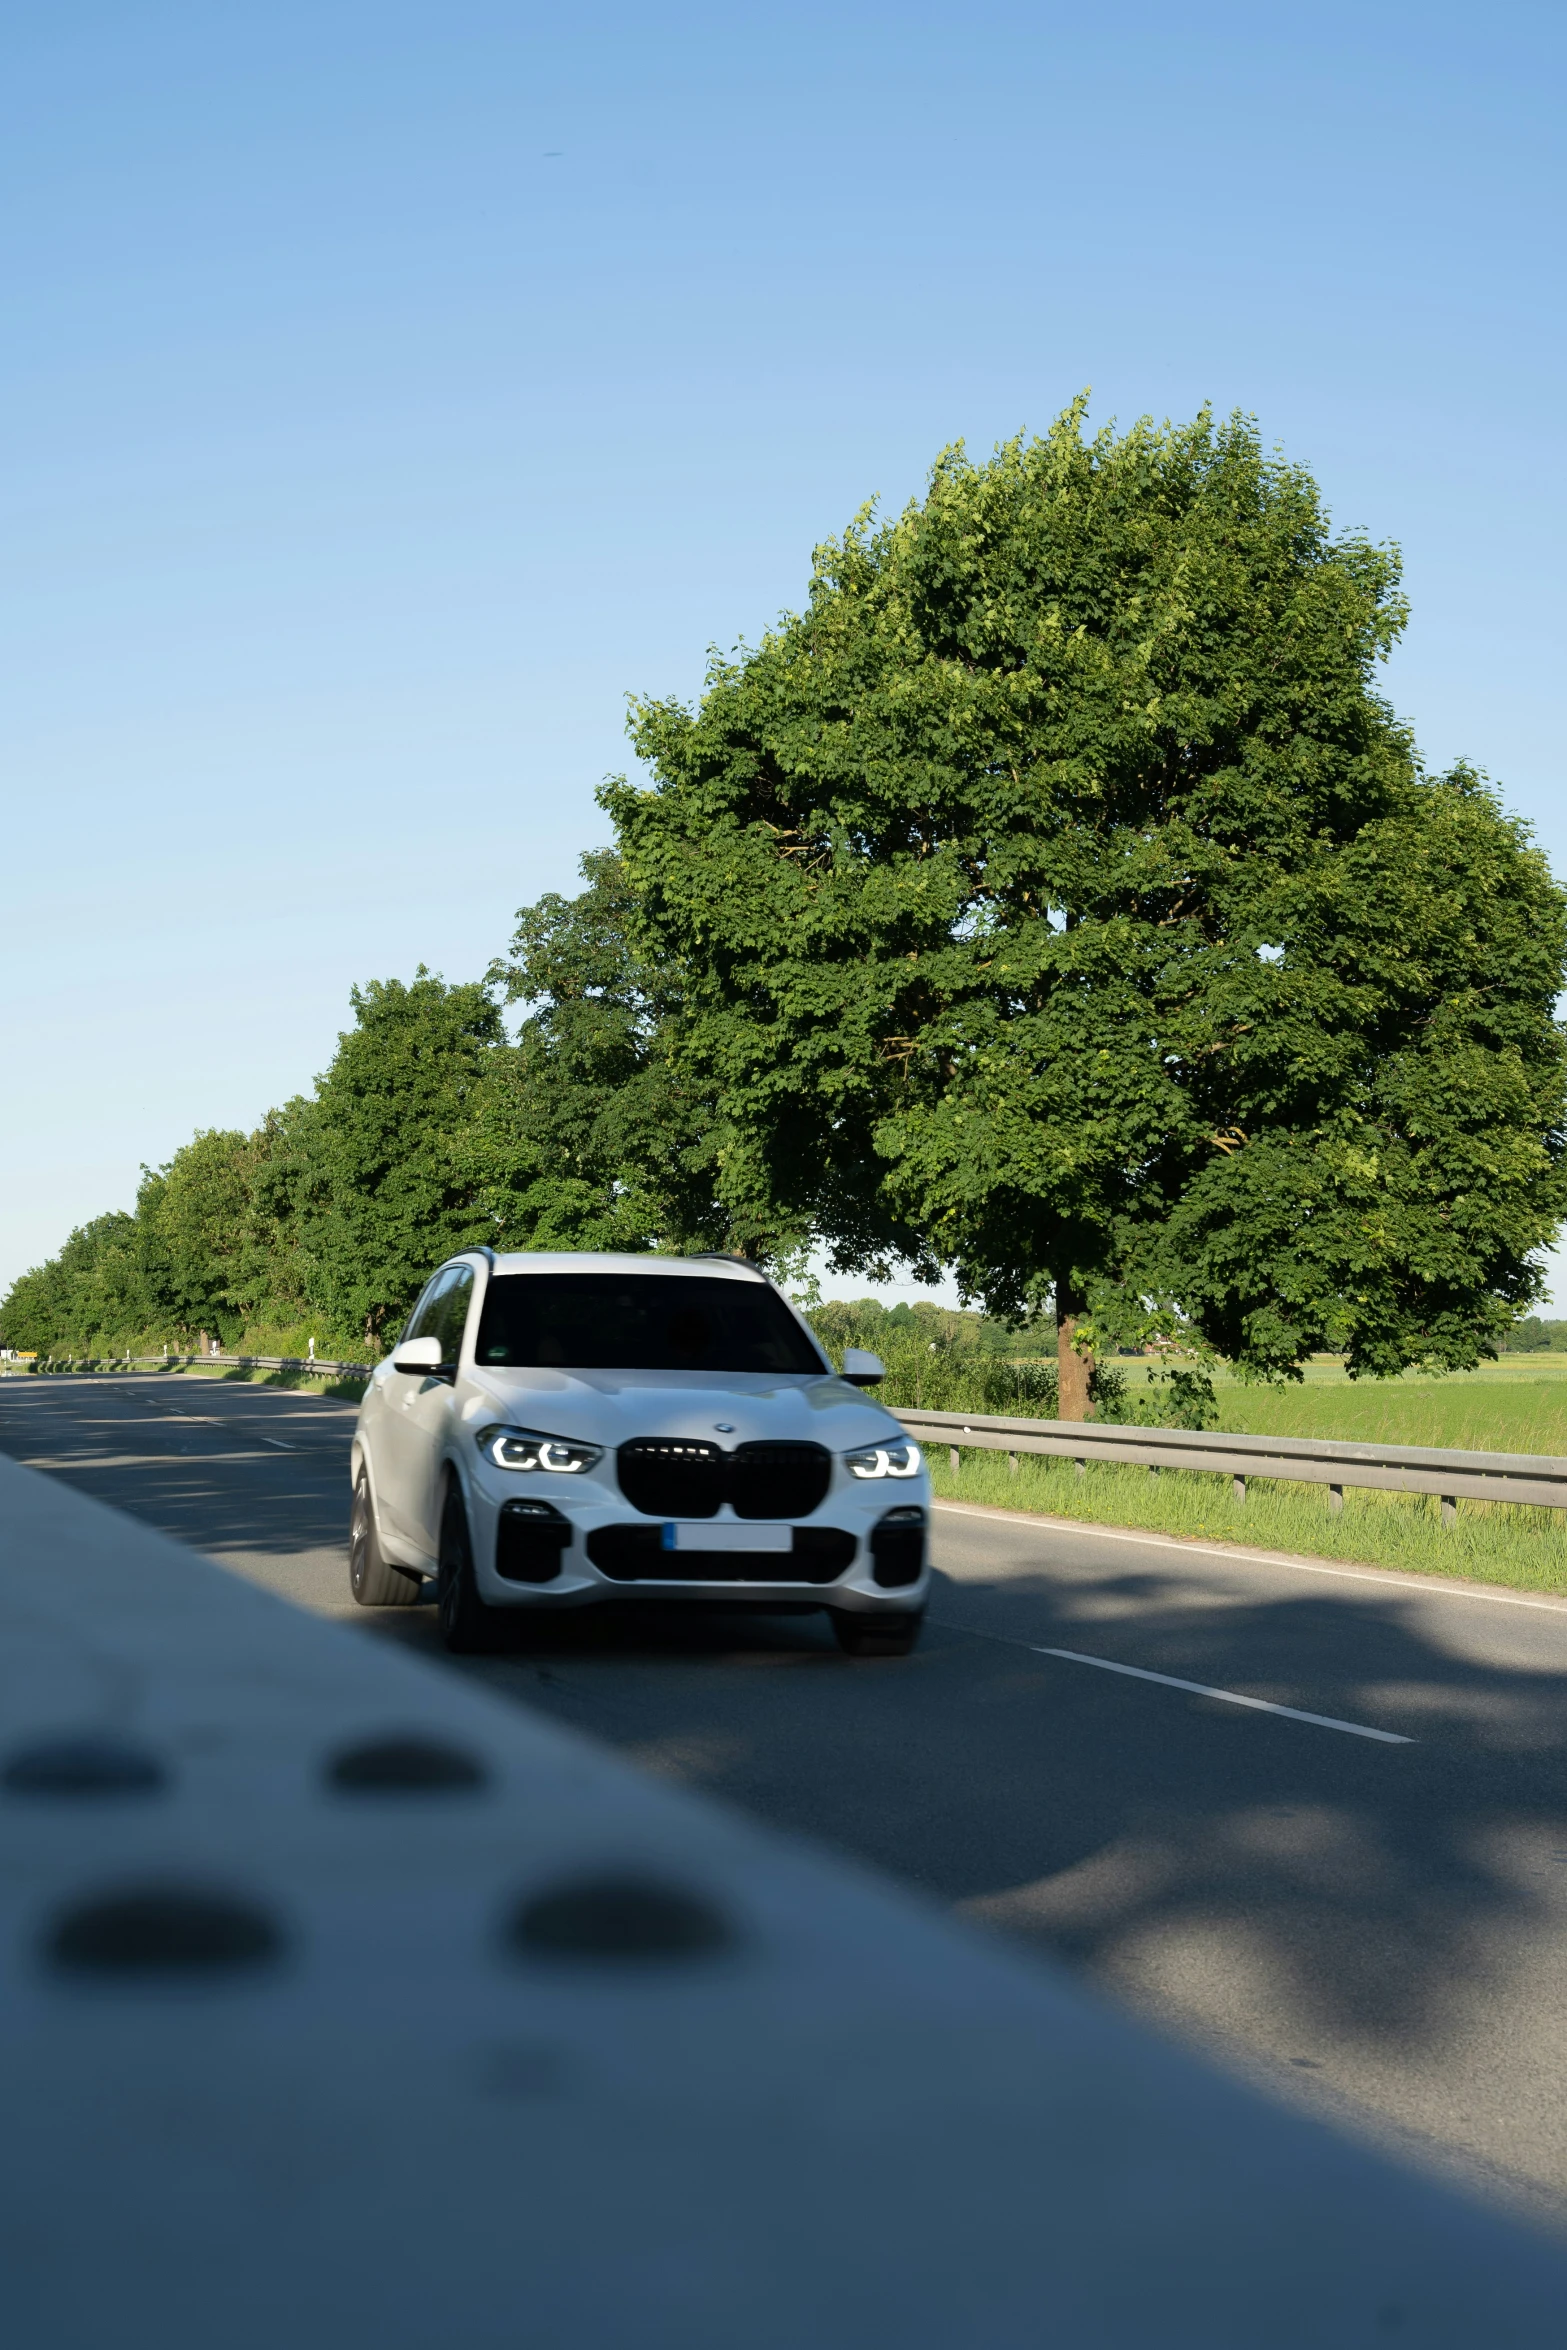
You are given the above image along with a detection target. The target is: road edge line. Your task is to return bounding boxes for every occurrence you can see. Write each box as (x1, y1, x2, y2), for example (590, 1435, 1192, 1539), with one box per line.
(930, 1498, 1567, 1615)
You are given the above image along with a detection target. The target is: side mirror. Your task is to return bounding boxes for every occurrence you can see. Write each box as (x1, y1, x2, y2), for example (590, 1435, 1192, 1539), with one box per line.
(841, 1348, 886, 1387)
(391, 1335, 446, 1374)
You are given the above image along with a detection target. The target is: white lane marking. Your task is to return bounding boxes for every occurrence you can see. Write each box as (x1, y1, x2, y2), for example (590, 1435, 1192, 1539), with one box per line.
(151, 1404, 296, 1455)
(933, 1499, 1567, 1617)
(164, 1407, 293, 1448)
(1034, 1645, 1413, 1743)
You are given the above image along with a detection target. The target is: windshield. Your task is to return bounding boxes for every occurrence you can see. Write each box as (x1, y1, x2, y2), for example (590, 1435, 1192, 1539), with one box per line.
(474, 1272, 827, 1375)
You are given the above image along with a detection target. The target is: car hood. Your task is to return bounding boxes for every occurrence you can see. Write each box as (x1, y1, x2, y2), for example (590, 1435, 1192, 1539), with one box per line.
(459, 1367, 906, 1451)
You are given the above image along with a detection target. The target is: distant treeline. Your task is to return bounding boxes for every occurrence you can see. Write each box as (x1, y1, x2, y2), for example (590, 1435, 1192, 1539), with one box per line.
(808, 1296, 1074, 1416)
(0, 972, 503, 1358)
(0, 877, 705, 1359)
(0, 896, 1069, 1369)
(0, 855, 756, 1359)
(1501, 1319, 1567, 1352)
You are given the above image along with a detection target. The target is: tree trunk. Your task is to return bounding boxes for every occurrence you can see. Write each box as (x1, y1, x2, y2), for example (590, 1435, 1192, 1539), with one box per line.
(1056, 1275, 1093, 1423)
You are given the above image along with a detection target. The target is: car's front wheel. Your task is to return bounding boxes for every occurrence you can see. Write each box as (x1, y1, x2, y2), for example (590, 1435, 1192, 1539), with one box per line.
(349, 1468, 423, 1608)
(437, 1483, 503, 1653)
(831, 1609, 924, 1658)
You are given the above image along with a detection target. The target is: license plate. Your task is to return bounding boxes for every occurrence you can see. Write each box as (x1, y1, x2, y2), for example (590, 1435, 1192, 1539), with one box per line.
(661, 1522, 793, 1554)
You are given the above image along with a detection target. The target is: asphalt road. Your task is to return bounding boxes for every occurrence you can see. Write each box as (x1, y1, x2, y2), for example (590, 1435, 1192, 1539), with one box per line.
(7, 1368, 1567, 2230)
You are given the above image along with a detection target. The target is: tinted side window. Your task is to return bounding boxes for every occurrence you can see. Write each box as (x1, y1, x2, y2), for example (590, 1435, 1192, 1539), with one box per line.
(432, 1266, 475, 1361)
(402, 1271, 452, 1343)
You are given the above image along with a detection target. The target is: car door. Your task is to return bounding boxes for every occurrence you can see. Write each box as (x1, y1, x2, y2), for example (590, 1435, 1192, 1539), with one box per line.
(375, 1266, 472, 1547)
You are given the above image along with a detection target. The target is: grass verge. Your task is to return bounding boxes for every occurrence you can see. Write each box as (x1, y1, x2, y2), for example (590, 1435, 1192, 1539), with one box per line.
(928, 1447, 1567, 1598)
(209, 1365, 368, 1403)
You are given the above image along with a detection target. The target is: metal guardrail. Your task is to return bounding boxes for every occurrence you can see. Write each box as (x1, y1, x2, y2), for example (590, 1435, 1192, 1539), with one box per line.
(11, 1361, 1564, 1519)
(2, 1448, 1566, 2341)
(16, 1350, 373, 1380)
(895, 1406, 1567, 1517)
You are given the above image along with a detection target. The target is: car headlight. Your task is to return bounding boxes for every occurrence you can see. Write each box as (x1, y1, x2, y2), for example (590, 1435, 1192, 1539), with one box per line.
(476, 1425, 603, 1474)
(842, 1440, 922, 1480)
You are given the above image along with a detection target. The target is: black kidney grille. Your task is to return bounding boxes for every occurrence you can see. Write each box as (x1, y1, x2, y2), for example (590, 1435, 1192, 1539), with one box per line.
(616, 1439, 726, 1518)
(587, 1525, 855, 1584)
(616, 1438, 831, 1520)
(730, 1442, 832, 1519)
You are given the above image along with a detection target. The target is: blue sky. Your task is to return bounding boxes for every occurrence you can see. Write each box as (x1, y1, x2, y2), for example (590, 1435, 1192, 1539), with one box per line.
(4, 0, 1563, 1307)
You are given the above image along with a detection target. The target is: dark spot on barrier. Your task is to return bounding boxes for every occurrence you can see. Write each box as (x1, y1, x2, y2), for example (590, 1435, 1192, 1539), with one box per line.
(326, 1734, 488, 1792)
(508, 1871, 734, 1963)
(5, 1735, 166, 1797)
(45, 1885, 283, 1977)
(475, 2039, 574, 2099)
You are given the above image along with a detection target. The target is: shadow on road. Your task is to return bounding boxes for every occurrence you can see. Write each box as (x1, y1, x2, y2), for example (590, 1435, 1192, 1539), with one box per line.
(357, 1560, 1567, 2086)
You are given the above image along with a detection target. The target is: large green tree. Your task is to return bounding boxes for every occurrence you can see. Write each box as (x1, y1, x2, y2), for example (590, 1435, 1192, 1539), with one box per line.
(137, 1130, 261, 1343)
(477, 848, 730, 1256)
(607, 404, 1567, 1414)
(287, 970, 505, 1343)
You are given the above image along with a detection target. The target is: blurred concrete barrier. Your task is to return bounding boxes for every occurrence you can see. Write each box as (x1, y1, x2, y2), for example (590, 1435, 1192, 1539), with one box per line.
(1, 1451, 1565, 2344)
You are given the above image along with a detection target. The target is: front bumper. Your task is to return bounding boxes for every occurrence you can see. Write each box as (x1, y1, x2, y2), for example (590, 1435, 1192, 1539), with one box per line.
(462, 1465, 931, 1615)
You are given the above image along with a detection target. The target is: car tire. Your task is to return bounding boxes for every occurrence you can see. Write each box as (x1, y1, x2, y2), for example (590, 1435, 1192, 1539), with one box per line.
(437, 1482, 503, 1653)
(349, 1468, 423, 1608)
(831, 1609, 924, 1658)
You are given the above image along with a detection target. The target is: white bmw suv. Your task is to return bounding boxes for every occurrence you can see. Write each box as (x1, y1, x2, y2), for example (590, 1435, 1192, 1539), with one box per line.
(349, 1249, 930, 1656)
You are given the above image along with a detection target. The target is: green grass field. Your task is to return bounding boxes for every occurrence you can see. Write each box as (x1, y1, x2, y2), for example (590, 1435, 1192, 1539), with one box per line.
(1204, 1354, 1567, 1457)
(928, 1446, 1567, 1596)
(933, 1355, 1567, 1594)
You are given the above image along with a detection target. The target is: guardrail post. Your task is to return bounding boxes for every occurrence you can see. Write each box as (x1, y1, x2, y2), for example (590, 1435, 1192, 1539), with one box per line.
(1233, 1476, 1246, 1504)
(1008, 1451, 1018, 1477)
(1441, 1495, 1457, 1528)
(949, 1446, 961, 1475)
(1074, 1457, 1085, 1479)
(1329, 1484, 1343, 1514)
